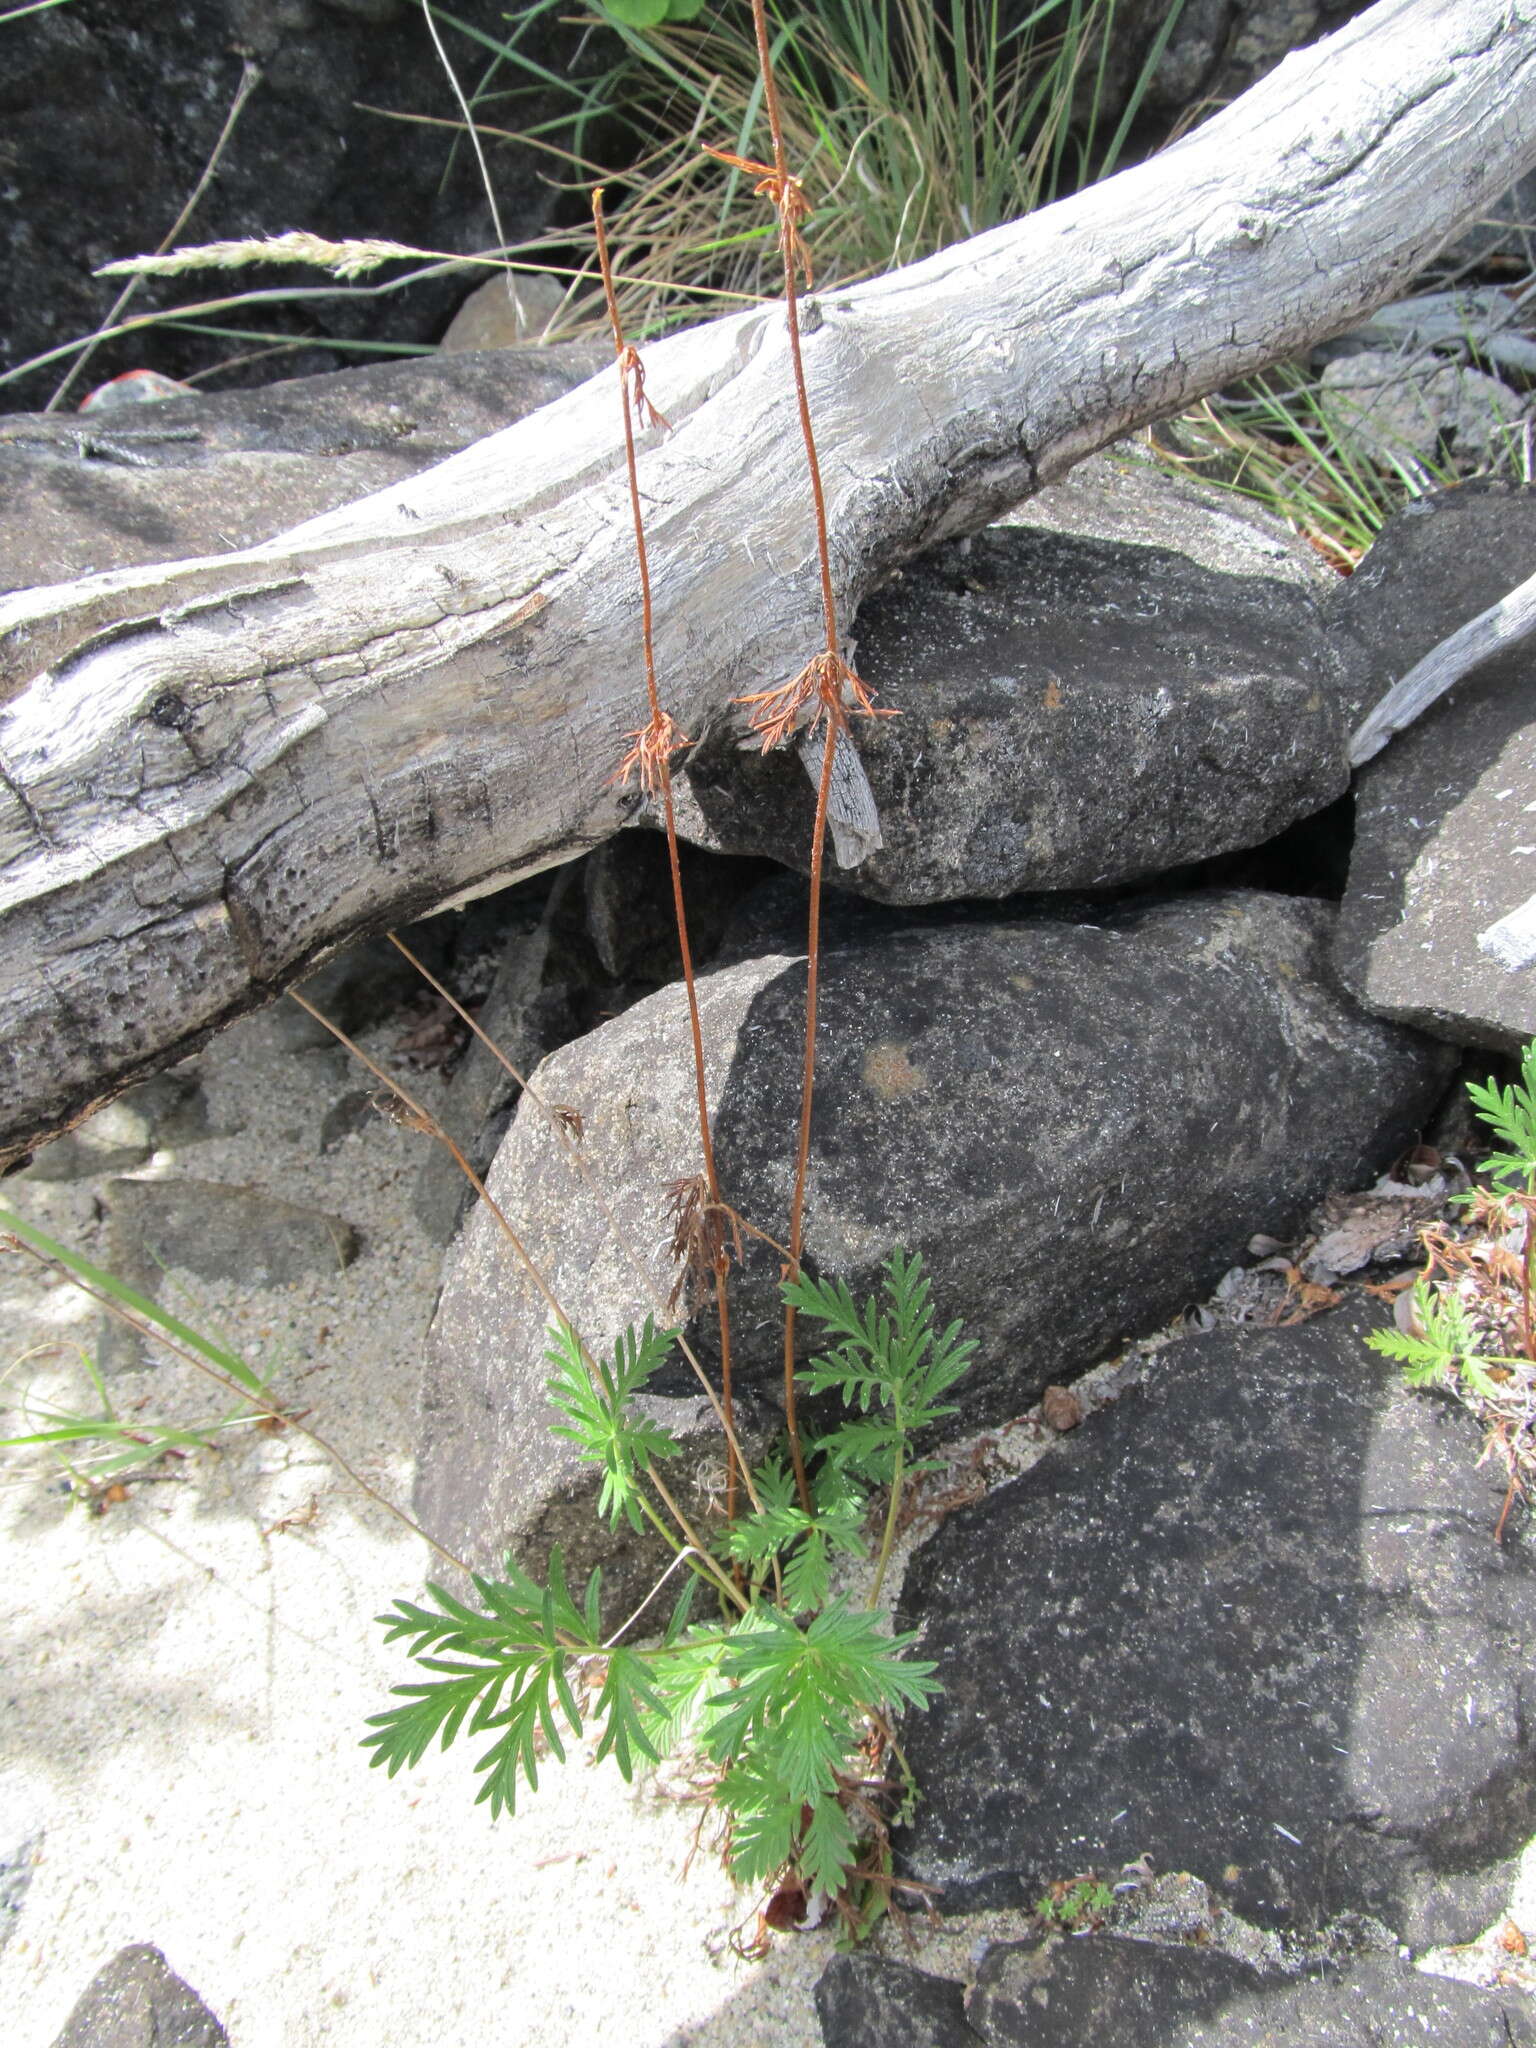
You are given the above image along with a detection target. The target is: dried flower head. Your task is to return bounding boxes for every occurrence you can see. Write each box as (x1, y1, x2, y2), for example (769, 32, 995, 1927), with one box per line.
(617, 341, 671, 434)
(611, 707, 693, 797)
(664, 1173, 742, 1315)
(703, 147, 813, 288)
(734, 650, 896, 753)
(97, 231, 429, 280)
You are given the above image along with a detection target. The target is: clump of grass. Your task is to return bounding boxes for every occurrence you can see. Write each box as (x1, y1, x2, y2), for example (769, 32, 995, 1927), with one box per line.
(1155, 345, 1534, 572)
(435, 0, 1190, 339)
(0, 1339, 265, 1508)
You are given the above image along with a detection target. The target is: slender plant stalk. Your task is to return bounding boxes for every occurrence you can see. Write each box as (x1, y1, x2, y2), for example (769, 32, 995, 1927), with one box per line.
(592, 187, 746, 1520)
(733, 0, 863, 1514)
(869, 1441, 904, 1610)
(385, 931, 764, 1514)
(286, 988, 743, 1591)
(47, 57, 263, 410)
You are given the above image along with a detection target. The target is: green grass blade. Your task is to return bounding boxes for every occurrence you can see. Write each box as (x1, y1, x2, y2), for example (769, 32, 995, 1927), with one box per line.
(0, 1207, 271, 1398)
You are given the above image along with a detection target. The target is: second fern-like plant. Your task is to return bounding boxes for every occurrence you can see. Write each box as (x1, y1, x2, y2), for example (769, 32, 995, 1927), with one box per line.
(366, 1248, 970, 1924)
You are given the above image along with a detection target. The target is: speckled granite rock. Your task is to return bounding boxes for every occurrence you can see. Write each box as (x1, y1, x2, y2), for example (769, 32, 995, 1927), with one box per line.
(1334, 485, 1536, 1050)
(418, 888, 1451, 1580)
(896, 1300, 1536, 1943)
(962, 1938, 1536, 2047)
(49, 1944, 227, 2048)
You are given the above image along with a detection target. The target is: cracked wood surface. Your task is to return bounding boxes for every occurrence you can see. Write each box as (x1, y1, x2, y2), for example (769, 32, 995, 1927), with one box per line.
(2, 0, 1535, 1162)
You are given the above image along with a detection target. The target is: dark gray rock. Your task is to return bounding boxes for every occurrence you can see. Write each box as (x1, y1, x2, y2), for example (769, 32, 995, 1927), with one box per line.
(417, 888, 1451, 1579)
(99, 1176, 358, 1369)
(896, 1300, 1536, 1942)
(49, 1943, 227, 2048)
(815, 1955, 974, 2048)
(1333, 485, 1536, 1050)
(675, 484, 1347, 904)
(0, 0, 596, 415)
(962, 1939, 1536, 2047)
(965, 1935, 1272, 2045)
(1058, 1, 1370, 143)
(582, 833, 774, 985)
(0, 345, 608, 595)
(409, 879, 574, 1246)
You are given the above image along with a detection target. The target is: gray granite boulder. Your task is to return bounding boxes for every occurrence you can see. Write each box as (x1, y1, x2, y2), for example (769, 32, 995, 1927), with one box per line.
(816, 1955, 974, 2048)
(49, 1943, 227, 2048)
(674, 451, 1345, 905)
(0, 344, 605, 594)
(816, 1939, 1536, 2047)
(895, 1299, 1536, 1944)
(416, 888, 1451, 1581)
(1334, 485, 1536, 1049)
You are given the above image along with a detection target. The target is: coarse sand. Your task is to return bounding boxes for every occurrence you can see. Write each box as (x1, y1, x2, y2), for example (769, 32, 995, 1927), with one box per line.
(0, 1005, 848, 2048)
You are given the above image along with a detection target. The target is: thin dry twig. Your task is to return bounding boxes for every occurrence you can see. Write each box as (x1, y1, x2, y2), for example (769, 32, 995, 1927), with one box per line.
(721, 0, 900, 1512)
(49, 57, 263, 411)
(593, 186, 747, 1520)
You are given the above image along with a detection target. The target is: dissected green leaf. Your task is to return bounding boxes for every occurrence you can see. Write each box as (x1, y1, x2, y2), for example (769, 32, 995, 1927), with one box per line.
(1367, 1282, 1480, 1388)
(1468, 1044, 1536, 1188)
(545, 1316, 684, 1529)
(800, 1789, 859, 1895)
(364, 1545, 605, 1818)
(593, 1645, 665, 1780)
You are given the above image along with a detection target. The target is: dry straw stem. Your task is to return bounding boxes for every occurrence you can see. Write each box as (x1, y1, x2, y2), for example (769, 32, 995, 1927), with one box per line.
(384, 933, 764, 1518)
(286, 988, 749, 1610)
(594, 185, 749, 1522)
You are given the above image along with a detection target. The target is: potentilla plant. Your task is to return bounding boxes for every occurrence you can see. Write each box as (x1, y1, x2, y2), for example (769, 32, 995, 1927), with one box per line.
(366, 1253, 972, 1926)
(365, 0, 962, 1939)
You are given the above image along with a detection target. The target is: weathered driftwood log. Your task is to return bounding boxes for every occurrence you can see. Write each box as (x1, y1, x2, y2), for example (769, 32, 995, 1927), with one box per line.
(2, 0, 1535, 1164)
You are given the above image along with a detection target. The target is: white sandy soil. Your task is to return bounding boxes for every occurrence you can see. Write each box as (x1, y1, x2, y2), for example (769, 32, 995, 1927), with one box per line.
(2, 1000, 1533, 2046)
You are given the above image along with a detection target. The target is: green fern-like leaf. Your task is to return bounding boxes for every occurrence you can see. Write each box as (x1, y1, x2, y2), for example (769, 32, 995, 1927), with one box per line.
(640, 1627, 731, 1755)
(1367, 1282, 1480, 1388)
(723, 1457, 868, 1612)
(705, 1600, 939, 1803)
(545, 1316, 684, 1530)
(718, 1748, 802, 1888)
(789, 1250, 975, 1481)
(365, 1545, 605, 1818)
(800, 1789, 859, 1896)
(1467, 1043, 1536, 1188)
(593, 1645, 665, 1781)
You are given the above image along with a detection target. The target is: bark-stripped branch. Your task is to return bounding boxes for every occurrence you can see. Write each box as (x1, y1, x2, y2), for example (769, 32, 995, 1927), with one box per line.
(2, 0, 1535, 1162)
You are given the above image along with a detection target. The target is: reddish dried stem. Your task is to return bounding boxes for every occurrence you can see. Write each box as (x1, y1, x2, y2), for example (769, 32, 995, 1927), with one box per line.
(744, 0, 840, 1512)
(593, 189, 741, 1517)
